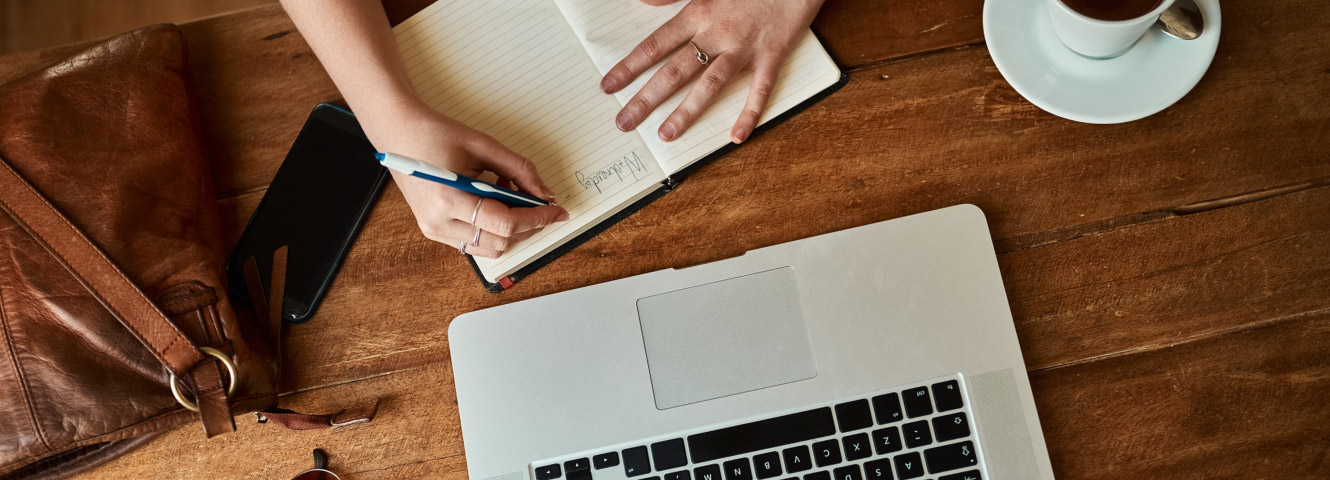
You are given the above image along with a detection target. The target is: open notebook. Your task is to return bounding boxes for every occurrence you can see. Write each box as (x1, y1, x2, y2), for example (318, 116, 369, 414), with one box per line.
(393, 0, 844, 291)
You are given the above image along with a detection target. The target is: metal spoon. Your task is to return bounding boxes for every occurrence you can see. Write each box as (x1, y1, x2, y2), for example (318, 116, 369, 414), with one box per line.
(1156, 0, 1204, 40)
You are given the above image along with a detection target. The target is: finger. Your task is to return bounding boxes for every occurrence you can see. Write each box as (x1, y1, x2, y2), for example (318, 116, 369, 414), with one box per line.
(601, 15, 691, 94)
(468, 137, 558, 201)
(659, 51, 748, 142)
(427, 219, 542, 258)
(639, 0, 680, 5)
(416, 217, 504, 258)
(416, 216, 549, 259)
(730, 60, 781, 144)
(465, 197, 569, 239)
(616, 46, 708, 132)
(474, 226, 539, 255)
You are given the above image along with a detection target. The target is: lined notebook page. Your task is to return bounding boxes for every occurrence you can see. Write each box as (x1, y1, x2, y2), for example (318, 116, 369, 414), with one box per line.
(394, 1, 667, 282)
(553, 0, 842, 174)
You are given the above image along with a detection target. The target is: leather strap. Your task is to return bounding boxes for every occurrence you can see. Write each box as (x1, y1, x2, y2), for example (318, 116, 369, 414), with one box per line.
(241, 246, 378, 432)
(255, 399, 381, 431)
(194, 361, 236, 437)
(0, 156, 204, 375)
(269, 247, 287, 373)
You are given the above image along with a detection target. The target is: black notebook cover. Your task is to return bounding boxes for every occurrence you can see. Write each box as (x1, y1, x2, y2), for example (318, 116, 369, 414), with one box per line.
(469, 71, 850, 292)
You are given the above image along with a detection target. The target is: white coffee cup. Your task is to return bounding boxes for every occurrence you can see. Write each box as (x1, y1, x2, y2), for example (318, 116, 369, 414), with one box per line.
(1047, 0, 1175, 59)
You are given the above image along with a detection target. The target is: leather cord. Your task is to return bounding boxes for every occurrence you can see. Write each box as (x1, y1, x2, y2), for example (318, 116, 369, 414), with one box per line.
(243, 247, 379, 431)
(254, 399, 381, 431)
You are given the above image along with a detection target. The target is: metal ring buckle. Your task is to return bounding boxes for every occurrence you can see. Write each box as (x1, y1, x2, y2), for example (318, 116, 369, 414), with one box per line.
(292, 468, 343, 480)
(169, 346, 238, 413)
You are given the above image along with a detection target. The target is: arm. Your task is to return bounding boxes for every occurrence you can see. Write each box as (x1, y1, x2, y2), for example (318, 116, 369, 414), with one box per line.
(280, 0, 567, 258)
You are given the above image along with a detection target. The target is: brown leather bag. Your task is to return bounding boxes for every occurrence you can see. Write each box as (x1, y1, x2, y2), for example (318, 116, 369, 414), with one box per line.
(0, 26, 282, 478)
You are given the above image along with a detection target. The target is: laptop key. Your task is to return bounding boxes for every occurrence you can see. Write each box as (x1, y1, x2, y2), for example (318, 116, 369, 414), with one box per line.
(723, 458, 753, 480)
(624, 446, 651, 477)
(901, 387, 932, 418)
(901, 421, 932, 449)
(939, 470, 981, 480)
(688, 408, 836, 463)
(811, 439, 842, 467)
(754, 452, 783, 479)
(569, 469, 592, 480)
(665, 471, 692, 480)
(863, 459, 893, 480)
(832, 465, 862, 480)
(931, 381, 963, 412)
(841, 433, 871, 461)
(695, 464, 723, 480)
(804, 471, 831, 480)
(931, 413, 970, 443)
(595, 452, 621, 470)
(871, 393, 903, 424)
(783, 446, 813, 474)
(923, 441, 978, 475)
(536, 464, 563, 480)
(872, 427, 902, 455)
(566, 459, 591, 473)
(653, 439, 688, 472)
(892, 452, 924, 480)
(834, 399, 873, 432)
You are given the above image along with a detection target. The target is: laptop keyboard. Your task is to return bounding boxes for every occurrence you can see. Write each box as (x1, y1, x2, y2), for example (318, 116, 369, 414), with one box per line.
(531, 374, 983, 480)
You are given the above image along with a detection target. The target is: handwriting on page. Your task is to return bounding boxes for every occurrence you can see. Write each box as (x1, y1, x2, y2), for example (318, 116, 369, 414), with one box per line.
(575, 152, 649, 194)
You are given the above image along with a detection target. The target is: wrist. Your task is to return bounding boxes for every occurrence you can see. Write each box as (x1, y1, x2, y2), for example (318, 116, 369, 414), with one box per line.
(353, 94, 436, 150)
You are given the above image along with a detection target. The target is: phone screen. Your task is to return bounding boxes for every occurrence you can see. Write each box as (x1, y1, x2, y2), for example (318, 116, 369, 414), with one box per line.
(226, 104, 388, 322)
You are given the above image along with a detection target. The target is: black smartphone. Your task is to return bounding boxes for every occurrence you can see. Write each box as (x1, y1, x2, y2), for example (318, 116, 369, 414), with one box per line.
(226, 103, 388, 323)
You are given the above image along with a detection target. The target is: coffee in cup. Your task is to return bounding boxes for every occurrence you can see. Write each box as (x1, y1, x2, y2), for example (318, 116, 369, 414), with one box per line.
(1061, 0, 1164, 21)
(1047, 0, 1176, 58)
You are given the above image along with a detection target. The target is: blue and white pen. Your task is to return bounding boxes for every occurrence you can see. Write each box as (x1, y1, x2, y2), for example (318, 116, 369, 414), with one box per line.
(375, 152, 551, 208)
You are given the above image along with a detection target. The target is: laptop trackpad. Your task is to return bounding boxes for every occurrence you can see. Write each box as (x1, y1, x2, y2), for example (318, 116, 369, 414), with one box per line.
(637, 267, 817, 410)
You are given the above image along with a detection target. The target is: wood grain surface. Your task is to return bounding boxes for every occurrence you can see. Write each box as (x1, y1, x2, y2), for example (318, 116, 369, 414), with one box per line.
(0, 0, 275, 55)
(0, 0, 1321, 478)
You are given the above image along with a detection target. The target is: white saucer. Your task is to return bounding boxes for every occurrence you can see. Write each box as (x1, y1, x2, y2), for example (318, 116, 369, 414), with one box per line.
(983, 0, 1221, 124)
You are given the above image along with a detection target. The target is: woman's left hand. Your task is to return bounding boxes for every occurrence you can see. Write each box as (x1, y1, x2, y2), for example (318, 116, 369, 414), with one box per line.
(601, 0, 825, 144)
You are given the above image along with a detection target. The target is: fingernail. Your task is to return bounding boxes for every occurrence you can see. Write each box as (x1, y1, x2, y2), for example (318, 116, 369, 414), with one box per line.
(601, 76, 617, 93)
(541, 185, 557, 200)
(732, 128, 748, 144)
(556, 212, 570, 222)
(616, 112, 634, 131)
(659, 122, 676, 142)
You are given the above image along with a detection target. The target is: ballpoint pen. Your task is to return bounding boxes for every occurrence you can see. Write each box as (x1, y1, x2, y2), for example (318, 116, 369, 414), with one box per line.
(375, 152, 551, 208)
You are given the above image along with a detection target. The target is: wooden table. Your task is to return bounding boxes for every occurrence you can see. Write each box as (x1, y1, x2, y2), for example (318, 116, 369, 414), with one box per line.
(3, 0, 1327, 478)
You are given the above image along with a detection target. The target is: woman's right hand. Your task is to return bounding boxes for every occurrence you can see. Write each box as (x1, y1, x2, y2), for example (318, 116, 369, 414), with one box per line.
(363, 101, 569, 258)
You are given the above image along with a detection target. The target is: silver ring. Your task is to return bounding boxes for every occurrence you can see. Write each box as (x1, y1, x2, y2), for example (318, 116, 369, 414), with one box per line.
(470, 197, 484, 225)
(458, 241, 469, 256)
(689, 41, 709, 65)
(471, 227, 483, 246)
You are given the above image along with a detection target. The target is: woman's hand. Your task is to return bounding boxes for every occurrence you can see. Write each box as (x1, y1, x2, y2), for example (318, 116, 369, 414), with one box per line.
(365, 102, 568, 258)
(281, 0, 568, 259)
(601, 0, 825, 144)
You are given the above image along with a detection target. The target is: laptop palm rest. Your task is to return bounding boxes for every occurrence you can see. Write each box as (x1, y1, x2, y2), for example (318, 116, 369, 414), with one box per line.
(636, 267, 817, 410)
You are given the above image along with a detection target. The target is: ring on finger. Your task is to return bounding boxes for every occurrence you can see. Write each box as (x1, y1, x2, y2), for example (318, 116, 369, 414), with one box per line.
(458, 241, 469, 256)
(470, 197, 484, 225)
(689, 41, 709, 65)
(471, 227, 482, 246)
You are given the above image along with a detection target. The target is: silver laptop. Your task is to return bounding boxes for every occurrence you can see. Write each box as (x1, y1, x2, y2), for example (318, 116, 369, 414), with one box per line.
(449, 204, 1055, 480)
